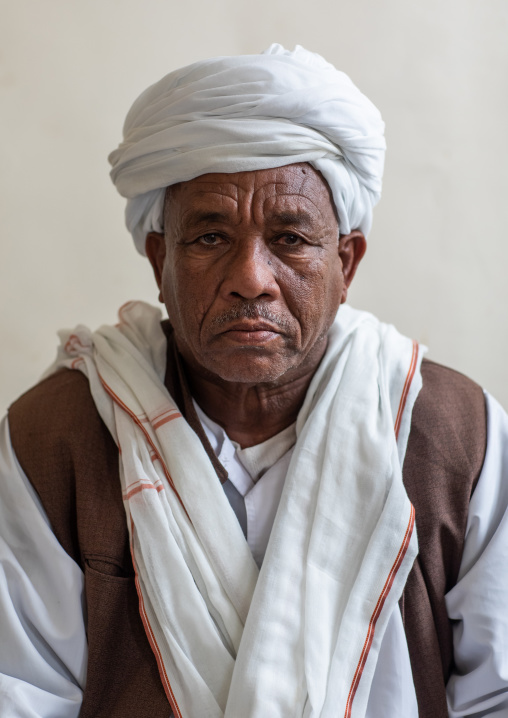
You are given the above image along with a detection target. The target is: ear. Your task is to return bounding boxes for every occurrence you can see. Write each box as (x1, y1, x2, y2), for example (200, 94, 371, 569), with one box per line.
(338, 230, 367, 304)
(145, 231, 167, 303)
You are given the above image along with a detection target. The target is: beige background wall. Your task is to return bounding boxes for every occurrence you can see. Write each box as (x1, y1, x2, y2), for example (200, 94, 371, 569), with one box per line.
(1, 0, 507, 412)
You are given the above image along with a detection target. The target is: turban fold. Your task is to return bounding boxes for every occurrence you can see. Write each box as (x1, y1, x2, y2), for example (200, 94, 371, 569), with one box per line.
(109, 44, 386, 255)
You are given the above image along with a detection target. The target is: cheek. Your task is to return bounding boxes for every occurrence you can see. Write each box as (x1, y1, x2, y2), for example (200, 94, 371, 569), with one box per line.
(162, 261, 213, 337)
(283, 259, 343, 335)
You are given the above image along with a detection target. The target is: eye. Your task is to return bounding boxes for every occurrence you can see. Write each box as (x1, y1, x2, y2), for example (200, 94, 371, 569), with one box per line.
(196, 233, 223, 246)
(274, 234, 305, 246)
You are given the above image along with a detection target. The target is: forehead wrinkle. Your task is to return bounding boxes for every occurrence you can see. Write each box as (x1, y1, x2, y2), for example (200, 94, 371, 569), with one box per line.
(292, 166, 339, 226)
(166, 166, 338, 234)
(260, 190, 336, 231)
(171, 188, 244, 232)
(167, 180, 239, 210)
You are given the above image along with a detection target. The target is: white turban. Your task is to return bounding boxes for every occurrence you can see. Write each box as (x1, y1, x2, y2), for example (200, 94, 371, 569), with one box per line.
(109, 44, 386, 255)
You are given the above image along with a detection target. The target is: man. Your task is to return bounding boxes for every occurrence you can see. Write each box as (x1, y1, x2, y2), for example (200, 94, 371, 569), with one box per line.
(1, 44, 507, 718)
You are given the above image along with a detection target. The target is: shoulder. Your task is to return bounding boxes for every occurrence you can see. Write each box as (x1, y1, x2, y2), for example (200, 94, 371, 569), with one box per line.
(401, 360, 489, 690)
(419, 358, 485, 409)
(8, 369, 119, 565)
(9, 368, 100, 437)
(409, 358, 487, 482)
(8, 369, 111, 475)
(404, 358, 487, 575)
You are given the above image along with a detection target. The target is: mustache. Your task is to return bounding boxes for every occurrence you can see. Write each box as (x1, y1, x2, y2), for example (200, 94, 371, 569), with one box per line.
(210, 302, 293, 333)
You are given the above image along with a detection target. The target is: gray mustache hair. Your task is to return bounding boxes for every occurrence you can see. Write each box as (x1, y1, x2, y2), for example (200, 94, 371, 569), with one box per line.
(210, 302, 292, 332)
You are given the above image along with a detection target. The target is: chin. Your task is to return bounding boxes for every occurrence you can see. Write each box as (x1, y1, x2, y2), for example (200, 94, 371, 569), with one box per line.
(209, 354, 295, 385)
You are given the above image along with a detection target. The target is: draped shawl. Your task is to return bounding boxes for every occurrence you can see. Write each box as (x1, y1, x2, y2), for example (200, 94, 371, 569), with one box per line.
(46, 301, 422, 718)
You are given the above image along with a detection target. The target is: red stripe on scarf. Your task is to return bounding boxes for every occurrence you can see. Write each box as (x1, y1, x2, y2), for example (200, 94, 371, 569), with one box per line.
(344, 340, 419, 716)
(97, 372, 185, 512)
(394, 340, 418, 439)
(129, 518, 184, 718)
(344, 504, 415, 717)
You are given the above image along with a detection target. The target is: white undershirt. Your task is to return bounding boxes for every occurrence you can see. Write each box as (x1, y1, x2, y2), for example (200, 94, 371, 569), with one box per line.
(1, 393, 508, 716)
(194, 400, 296, 568)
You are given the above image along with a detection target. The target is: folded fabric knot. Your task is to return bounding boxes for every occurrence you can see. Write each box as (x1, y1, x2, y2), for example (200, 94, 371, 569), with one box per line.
(61, 329, 93, 355)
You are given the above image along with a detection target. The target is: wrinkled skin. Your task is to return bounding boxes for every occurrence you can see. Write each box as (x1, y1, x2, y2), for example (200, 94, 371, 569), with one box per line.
(146, 163, 366, 446)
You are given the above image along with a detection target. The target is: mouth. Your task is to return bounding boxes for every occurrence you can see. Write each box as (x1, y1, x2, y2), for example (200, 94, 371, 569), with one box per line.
(219, 320, 282, 345)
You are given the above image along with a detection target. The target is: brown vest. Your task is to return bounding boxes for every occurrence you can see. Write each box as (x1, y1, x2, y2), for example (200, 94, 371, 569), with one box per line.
(8, 340, 486, 718)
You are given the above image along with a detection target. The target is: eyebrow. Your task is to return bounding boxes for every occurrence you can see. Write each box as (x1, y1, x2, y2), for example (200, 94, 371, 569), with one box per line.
(180, 209, 317, 230)
(268, 211, 315, 227)
(181, 211, 230, 229)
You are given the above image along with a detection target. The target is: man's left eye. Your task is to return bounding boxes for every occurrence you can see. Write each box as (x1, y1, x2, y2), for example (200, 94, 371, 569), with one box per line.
(274, 234, 304, 246)
(197, 234, 222, 245)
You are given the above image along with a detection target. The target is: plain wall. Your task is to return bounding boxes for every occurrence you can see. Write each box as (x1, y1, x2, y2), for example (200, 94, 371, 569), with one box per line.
(1, 0, 507, 412)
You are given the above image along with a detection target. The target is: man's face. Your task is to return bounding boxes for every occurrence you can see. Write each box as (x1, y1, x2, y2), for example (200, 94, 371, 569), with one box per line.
(146, 163, 364, 386)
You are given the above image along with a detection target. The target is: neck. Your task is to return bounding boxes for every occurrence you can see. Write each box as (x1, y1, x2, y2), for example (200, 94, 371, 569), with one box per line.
(182, 357, 322, 449)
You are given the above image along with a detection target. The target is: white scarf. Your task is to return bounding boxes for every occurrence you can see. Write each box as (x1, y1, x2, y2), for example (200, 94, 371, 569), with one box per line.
(48, 300, 423, 718)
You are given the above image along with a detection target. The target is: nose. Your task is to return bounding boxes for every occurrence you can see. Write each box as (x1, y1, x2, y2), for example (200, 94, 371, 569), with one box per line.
(220, 238, 280, 301)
